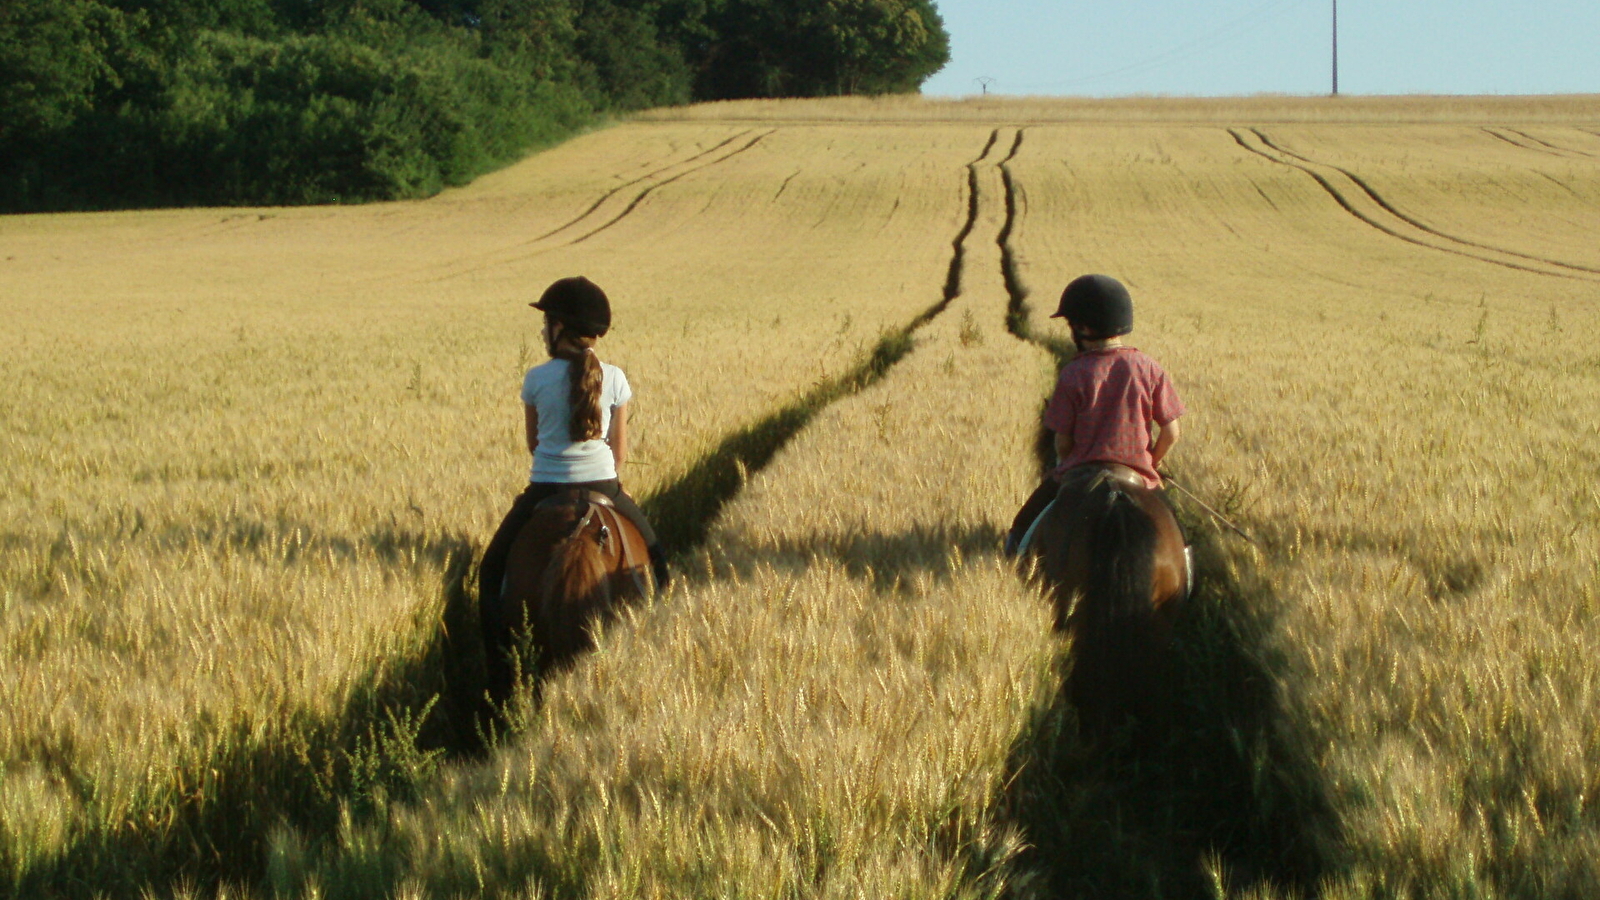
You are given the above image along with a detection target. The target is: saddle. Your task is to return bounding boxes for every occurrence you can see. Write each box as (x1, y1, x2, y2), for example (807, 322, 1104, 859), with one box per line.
(530, 489, 650, 595)
(532, 488, 616, 513)
(1057, 462, 1146, 493)
(1018, 463, 1193, 599)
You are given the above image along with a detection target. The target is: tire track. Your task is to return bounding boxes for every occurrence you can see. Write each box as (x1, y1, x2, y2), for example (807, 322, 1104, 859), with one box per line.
(564, 130, 774, 247)
(995, 129, 1074, 362)
(938, 129, 1001, 303)
(1232, 128, 1600, 282)
(642, 128, 995, 552)
(401, 130, 775, 284)
(1507, 128, 1595, 158)
(1255, 128, 1600, 275)
(528, 131, 756, 242)
(1533, 169, 1586, 200)
(1484, 127, 1598, 160)
(1522, 127, 1600, 160)
(1481, 126, 1569, 158)
(769, 169, 802, 203)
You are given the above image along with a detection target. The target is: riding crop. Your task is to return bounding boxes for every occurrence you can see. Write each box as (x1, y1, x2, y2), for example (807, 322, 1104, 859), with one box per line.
(1158, 472, 1259, 546)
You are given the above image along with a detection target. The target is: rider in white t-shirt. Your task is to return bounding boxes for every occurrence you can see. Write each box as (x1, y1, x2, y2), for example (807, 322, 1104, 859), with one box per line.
(521, 354, 632, 483)
(478, 277, 668, 629)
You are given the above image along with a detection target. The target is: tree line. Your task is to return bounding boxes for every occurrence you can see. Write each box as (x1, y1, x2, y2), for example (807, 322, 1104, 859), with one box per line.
(0, 0, 948, 210)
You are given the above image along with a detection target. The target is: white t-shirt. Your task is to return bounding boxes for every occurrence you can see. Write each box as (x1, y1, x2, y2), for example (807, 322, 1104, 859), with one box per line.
(521, 357, 632, 483)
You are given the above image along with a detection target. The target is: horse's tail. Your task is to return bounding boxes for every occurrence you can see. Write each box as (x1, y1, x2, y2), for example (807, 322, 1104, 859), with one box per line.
(536, 503, 611, 667)
(544, 529, 610, 604)
(1072, 480, 1165, 738)
(1082, 482, 1158, 628)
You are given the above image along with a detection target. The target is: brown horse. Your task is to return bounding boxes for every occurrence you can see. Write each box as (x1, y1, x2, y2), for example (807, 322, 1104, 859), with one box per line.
(1021, 465, 1190, 740)
(484, 489, 653, 704)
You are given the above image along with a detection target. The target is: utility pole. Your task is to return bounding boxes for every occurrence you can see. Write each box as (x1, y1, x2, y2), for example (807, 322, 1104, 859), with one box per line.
(1331, 0, 1339, 95)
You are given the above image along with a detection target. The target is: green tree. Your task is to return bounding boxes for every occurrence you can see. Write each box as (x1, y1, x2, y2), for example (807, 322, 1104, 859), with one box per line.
(0, 0, 128, 143)
(688, 0, 948, 99)
(478, 0, 583, 82)
(572, 0, 691, 109)
(0, 0, 948, 212)
(805, 0, 947, 94)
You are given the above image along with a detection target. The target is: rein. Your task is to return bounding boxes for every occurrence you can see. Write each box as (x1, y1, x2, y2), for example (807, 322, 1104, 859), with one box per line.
(1159, 472, 1258, 546)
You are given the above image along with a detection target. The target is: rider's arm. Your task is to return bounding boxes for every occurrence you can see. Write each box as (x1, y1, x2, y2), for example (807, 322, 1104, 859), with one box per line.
(1150, 417, 1181, 470)
(524, 404, 539, 457)
(1053, 429, 1074, 469)
(608, 403, 629, 471)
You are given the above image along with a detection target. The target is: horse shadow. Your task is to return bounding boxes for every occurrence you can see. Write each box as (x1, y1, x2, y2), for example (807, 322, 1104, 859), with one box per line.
(996, 514, 1334, 899)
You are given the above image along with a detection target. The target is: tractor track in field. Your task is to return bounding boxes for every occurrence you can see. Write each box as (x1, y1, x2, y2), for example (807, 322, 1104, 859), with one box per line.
(1255, 128, 1600, 274)
(1232, 128, 1600, 282)
(1483, 127, 1600, 160)
(528, 130, 757, 241)
(1481, 127, 1570, 158)
(1532, 169, 1588, 200)
(939, 128, 1001, 304)
(994, 128, 1074, 363)
(770, 168, 802, 203)
(1505, 128, 1572, 155)
(402, 130, 774, 284)
(645, 128, 1001, 550)
(1507, 128, 1599, 158)
(563, 130, 774, 246)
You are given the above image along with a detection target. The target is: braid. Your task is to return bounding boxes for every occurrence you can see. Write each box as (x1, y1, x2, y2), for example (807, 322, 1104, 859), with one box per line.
(554, 338, 604, 441)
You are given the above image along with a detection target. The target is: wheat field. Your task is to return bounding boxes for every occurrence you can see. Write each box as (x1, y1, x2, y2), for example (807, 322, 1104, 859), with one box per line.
(3, 95, 1599, 898)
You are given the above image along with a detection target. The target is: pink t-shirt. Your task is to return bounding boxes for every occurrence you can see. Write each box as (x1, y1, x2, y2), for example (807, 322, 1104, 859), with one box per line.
(1043, 347, 1184, 489)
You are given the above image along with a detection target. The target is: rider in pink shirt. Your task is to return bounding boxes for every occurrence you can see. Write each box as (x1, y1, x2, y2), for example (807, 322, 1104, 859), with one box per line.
(1007, 274, 1185, 554)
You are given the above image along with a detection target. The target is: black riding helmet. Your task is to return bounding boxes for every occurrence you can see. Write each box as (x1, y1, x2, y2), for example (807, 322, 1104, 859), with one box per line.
(1051, 274, 1133, 338)
(531, 276, 611, 337)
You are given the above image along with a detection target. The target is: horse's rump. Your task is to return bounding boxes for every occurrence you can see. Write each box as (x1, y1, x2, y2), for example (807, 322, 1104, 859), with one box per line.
(1030, 465, 1189, 738)
(489, 489, 651, 700)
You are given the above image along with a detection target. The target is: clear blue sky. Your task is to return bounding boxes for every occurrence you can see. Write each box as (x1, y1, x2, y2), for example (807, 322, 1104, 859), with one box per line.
(921, 0, 1600, 97)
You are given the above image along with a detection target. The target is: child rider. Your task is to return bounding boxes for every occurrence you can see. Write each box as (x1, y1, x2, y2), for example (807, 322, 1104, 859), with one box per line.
(478, 276, 670, 624)
(1005, 273, 1185, 555)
